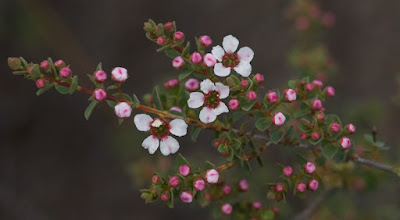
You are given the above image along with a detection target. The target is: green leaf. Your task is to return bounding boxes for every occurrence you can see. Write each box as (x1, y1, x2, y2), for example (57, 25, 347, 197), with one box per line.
(12, 71, 27, 75)
(315, 156, 326, 166)
(261, 210, 274, 220)
(243, 160, 252, 174)
(107, 85, 118, 90)
(55, 85, 70, 94)
(296, 153, 308, 165)
(96, 62, 102, 70)
(230, 112, 246, 122)
(29, 64, 41, 79)
(69, 75, 79, 94)
(166, 188, 174, 208)
(333, 149, 346, 163)
(256, 156, 263, 167)
(132, 94, 140, 108)
(322, 143, 338, 158)
(176, 154, 190, 166)
(178, 67, 194, 81)
(182, 41, 190, 57)
(255, 117, 272, 131)
(204, 161, 215, 170)
(269, 127, 286, 144)
(240, 97, 256, 111)
(36, 84, 54, 96)
(106, 100, 117, 108)
(84, 100, 99, 120)
(164, 49, 181, 58)
(190, 126, 201, 142)
(288, 80, 296, 89)
(152, 87, 164, 110)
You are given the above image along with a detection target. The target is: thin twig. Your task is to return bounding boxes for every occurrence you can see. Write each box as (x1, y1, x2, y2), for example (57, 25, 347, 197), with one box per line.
(293, 189, 332, 220)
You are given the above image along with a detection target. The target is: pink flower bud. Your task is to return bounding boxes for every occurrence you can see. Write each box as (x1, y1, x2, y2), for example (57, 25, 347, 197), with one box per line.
(203, 53, 217, 67)
(300, 132, 307, 140)
(228, 99, 240, 110)
(164, 22, 174, 33)
(199, 35, 212, 47)
(283, 166, 293, 177)
(266, 91, 278, 103)
(54, 60, 66, 69)
(272, 206, 279, 215)
(194, 179, 206, 191)
(180, 191, 193, 203)
(308, 179, 319, 191)
(240, 80, 248, 88)
(246, 91, 257, 101)
(111, 67, 128, 82)
(330, 122, 340, 133)
(59, 67, 71, 78)
(170, 106, 182, 113)
(93, 88, 107, 101)
(222, 185, 231, 195)
(325, 86, 335, 97)
(40, 60, 50, 71)
(185, 78, 199, 91)
(169, 176, 180, 187)
(312, 80, 323, 88)
(311, 131, 320, 140)
(316, 113, 325, 121)
(284, 89, 297, 102)
(114, 102, 132, 118)
(272, 112, 286, 126)
(312, 99, 323, 110)
(221, 203, 232, 215)
(340, 137, 351, 149)
(161, 192, 170, 201)
(190, 52, 202, 64)
(238, 179, 249, 191)
(172, 56, 185, 69)
(174, 31, 185, 43)
(164, 79, 179, 88)
(254, 73, 264, 84)
(304, 162, 316, 174)
(295, 16, 309, 30)
(252, 201, 262, 210)
(156, 36, 166, 45)
(322, 12, 336, 28)
(346, 124, 356, 134)
(305, 83, 314, 91)
(204, 193, 211, 200)
(205, 169, 219, 183)
(179, 164, 191, 176)
(276, 183, 284, 192)
(94, 70, 107, 82)
(296, 182, 307, 192)
(152, 175, 161, 184)
(36, 79, 46, 88)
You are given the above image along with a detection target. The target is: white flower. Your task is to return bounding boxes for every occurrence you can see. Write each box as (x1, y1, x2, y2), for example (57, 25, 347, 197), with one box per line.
(134, 114, 188, 156)
(187, 79, 229, 123)
(111, 67, 128, 82)
(211, 35, 254, 77)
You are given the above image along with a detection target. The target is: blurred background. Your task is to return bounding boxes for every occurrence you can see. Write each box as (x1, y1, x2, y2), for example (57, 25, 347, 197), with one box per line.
(1, 0, 400, 219)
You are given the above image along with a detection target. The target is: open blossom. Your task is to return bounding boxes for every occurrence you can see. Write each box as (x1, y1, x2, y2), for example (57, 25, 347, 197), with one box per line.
(134, 114, 188, 156)
(114, 102, 132, 118)
(111, 67, 128, 82)
(187, 79, 229, 123)
(205, 169, 219, 183)
(272, 112, 286, 126)
(211, 35, 254, 77)
(180, 191, 193, 203)
(304, 162, 316, 174)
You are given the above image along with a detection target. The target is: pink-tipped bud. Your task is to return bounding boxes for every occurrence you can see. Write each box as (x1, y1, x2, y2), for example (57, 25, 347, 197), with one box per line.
(238, 179, 249, 191)
(311, 131, 320, 140)
(272, 112, 286, 126)
(114, 102, 132, 118)
(179, 164, 191, 176)
(330, 122, 340, 133)
(312, 99, 323, 110)
(346, 124, 356, 134)
(272, 207, 280, 215)
(164, 79, 179, 88)
(322, 12, 336, 28)
(221, 203, 232, 215)
(199, 35, 212, 47)
(161, 192, 170, 201)
(54, 60, 66, 69)
(169, 176, 180, 187)
(174, 31, 185, 43)
(164, 22, 174, 33)
(170, 106, 182, 113)
(59, 67, 71, 78)
(222, 185, 231, 195)
(340, 137, 351, 149)
(254, 73, 264, 84)
(266, 91, 278, 103)
(304, 162, 316, 174)
(172, 56, 185, 69)
(94, 70, 107, 82)
(205, 169, 219, 184)
(190, 52, 202, 64)
(40, 60, 50, 71)
(156, 36, 166, 45)
(36, 79, 46, 88)
(296, 182, 307, 192)
(316, 113, 325, 121)
(180, 191, 193, 203)
(252, 201, 262, 210)
(111, 67, 128, 82)
(246, 91, 257, 101)
(312, 80, 323, 88)
(203, 53, 217, 67)
(228, 99, 240, 110)
(240, 79, 249, 88)
(308, 179, 319, 191)
(300, 132, 307, 140)
(295, 16, 310, 30)
(283, 166, 293, 177)
(152, 175, 161, 184)
(305, 83, 314, 91)
(276, 183, 284, 192)
(93, 88, 107, 101)
(185, 78, 200, 92)
(194, 179, 206, 191)
(325, 86, 335, 97)
(284, 89, 297, 102)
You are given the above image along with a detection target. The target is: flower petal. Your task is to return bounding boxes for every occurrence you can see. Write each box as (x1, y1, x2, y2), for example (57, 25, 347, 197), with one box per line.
(213, 63, 231, 77)
(215, 83, 230, 99)
(213, 102, 229, 116)
(222, 35, 239, 53)
(200, 79, 216, 94)
(187, 92, 204, 109)
(211, 45, 225, 61)
(142, 135, 159, 154)
(160, 136, 180, 156)
(134, 114, 153, 131)
(169, 119, 188, 137)
(199, 107, 217, 123)
(234, 61, 252, 77)
(237, 46, 254, 63)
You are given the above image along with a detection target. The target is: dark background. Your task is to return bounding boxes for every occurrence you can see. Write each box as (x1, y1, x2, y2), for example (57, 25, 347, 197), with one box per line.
(1, 0, 400, 219)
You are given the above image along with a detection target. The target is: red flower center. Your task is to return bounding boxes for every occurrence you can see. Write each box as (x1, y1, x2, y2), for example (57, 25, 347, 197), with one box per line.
(204, 90, 221, 109)
(150, 118, 170, 138)
(222, 53, 240, 68)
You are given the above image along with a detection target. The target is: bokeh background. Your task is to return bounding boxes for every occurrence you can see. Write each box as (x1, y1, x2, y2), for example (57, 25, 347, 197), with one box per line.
(1, 0, 400, 219)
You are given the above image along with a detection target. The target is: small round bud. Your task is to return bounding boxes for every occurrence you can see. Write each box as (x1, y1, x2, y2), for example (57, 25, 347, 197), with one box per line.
(276, 183, 284, 192)
(152, 175, 160, 184)
(312, 99, 323, 110)
(322, 12, 336, 28)
(221, 203, 232, 215)
(312, 80, 323, 88)
(204, 193, 211, 200)
(311, 131, 320, 140)
(164, 22, 174, 33)
(246, 91, 257, 101)
(156, 36, 166, 45)
(59, 67, 71, 78)
(170, 106, 182, 113)
(111, 67, 128, 82)
(94, 70, 107, 82)
(54, 60, 66, 69)
(240, 79, 249, 88)
(308, 179, 319, 191)
(325, 86, 335, 97)
(330, 122, 340, 133)
(7, 57, 22, 70)
(205, 169, 219, 184)
(161, 192, 170, 201)
(340, 137, 351, 149)
(40, 60, 50, 71)
(169, 176, 180, 187)
(296, 182, 307, 192)
(252, 201, 262, 210)
(199, 35, 212, 47)
(180, 191, 193, 203)
(203, 53, 217, 67)
(93, 88, 107, 101)
(164, 79, 179, 88)
(305, 83, 314, 91)
(193, 179, 206, 191)
(179, 164, 191, 176)
(295, 16, 309, 30)
(254, 73, 264, 84)
(300, 132, 307, 140)
(346, 124, 356, 134)
(284, 89, 297, 102)
(172, 56, 185, 69)
(185, 78, 199, 91)
(36, 79, 46, 88)
(238, 179, 249, 191)
(266, 91, 278, 103)
(316, 113, 325, 121)
(173, 31, 185, 43)
(283, 166, 293, 177)
(190, 52, 202, 64)
(228, 99, 240, 110)
(272, 207, 279, 215)
(272, 112, 286, 126)
(304, 162, 316, 174)
(223, 185, 231, 195)
(114, 102, 132, 118)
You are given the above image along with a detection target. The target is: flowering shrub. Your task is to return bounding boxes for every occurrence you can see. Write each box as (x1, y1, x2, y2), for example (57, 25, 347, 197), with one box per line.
(7, 6, 400, 219)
